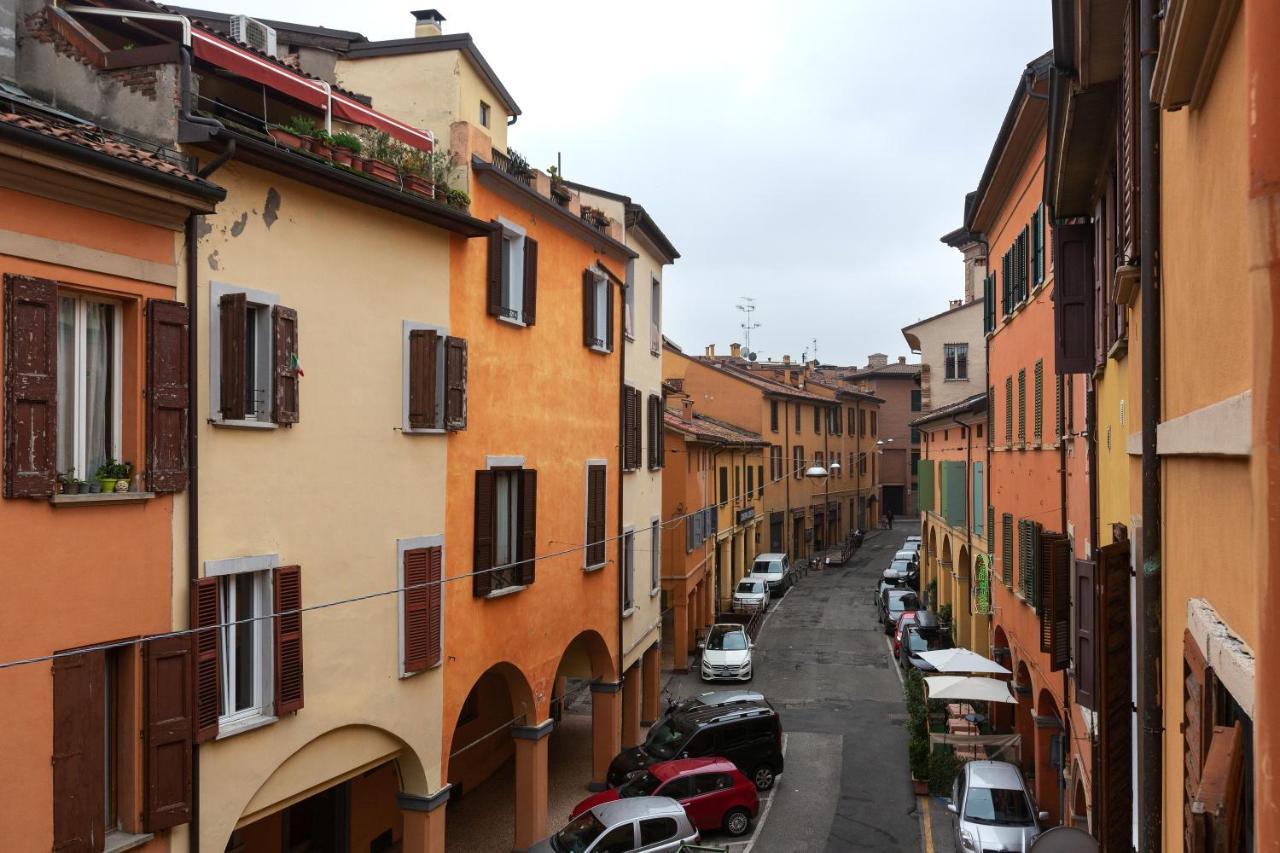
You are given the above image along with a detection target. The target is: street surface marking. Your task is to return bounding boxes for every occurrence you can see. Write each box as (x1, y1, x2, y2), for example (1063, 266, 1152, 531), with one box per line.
(739, 732, 788, 853)
(887, 636, 905, 688)
(919, 795, 935, 853)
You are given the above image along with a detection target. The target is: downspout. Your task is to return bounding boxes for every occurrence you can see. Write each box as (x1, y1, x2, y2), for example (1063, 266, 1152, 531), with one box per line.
(1137, 0, 1163, 847)
(783, 400, 792, 559)
(1086, 360, 1101, 841)
(616, 285, 626, 691)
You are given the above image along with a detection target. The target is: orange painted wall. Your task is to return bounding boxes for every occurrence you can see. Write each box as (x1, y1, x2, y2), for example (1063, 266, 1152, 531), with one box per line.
(441, 179, 626, 766)
(0, 190, 181, 850)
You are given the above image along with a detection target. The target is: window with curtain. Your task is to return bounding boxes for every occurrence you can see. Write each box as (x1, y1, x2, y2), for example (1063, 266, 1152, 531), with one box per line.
(57, 294, 120, 482)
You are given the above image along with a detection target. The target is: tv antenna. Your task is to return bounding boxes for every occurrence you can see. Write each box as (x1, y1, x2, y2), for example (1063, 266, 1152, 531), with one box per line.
(736, 297, 760, 358)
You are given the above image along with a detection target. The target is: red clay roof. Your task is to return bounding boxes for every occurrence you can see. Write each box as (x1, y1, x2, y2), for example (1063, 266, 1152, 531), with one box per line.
(0, 111, 210, 186)
(664, 410, 766, 446)
(695, 357, 832, 403)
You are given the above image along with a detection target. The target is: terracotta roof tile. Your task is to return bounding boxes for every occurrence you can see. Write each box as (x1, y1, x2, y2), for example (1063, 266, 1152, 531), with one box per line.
(664, 410, 766, 446)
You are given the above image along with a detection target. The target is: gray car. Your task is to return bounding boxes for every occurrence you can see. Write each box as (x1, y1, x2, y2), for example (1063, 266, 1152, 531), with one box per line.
(530, 796, 699, 852)
(948, 761, 1047, 853)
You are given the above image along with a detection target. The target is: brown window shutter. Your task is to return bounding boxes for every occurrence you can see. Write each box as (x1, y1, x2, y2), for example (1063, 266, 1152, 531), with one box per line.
(271, 305, 300, 424)
(622, 388, 636, 471)
(425, 546, 443, 667)
(444, 336, 468, 430)
(52, 650, 105, 853)
(631, 389, 643, 469)
(587, 465, 606, 566)
(1037, 532, 1070, 668)
(142, 636, 193, 831)
(518, 468, 538, 585)
(403, 547, 434, 673)
(1053, 222, 1095, 374)
(582, 270, 596, 347)
(218, 292, 247, 421)
(1184, 628, 1211, 851)
(408, 329, 439, 429)
(605, 276, 615, 352)
(1074, 558, 1096, 708)
(1097, 540, 1132, 850)
(647, 395, 659, 469)
(3, 275, 59, 498)
(522, 237, 538, 326)
(273, 564, 304, 715)
(191, 577, 221, 742)
(146, 299, 190, 493)
(486, 223, 504, 317)
(473, 470, 496, 596)
(1194, 721, 1245, 851)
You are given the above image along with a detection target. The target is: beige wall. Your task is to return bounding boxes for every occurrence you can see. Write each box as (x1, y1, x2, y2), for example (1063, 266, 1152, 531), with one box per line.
(186, 158, 451, 848)
(336, 51, 510, 155)
(907, 299, 986, 412)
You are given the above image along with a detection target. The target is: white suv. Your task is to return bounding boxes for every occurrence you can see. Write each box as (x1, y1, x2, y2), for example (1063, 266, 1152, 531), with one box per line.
(700, 624, 754, 682)
(749, 553, 790, 596)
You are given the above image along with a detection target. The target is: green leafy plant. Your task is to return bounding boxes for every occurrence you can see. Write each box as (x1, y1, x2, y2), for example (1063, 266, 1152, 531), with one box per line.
(903, 669, 930, 779)
(282, 115, 321, 138)
(938, 603, 953, 626)
(506, 147, 531, 177)
(547, 164, 562, 183)
(927, 579, 937, 607)
(424, 148, 455, 187)
(358, 128, 399, 163)
(401, 150, 430, 177)
(909, 732, 931, 781)
(446, 188, 471, 209)
(928, 745, 961, 794)
(330, 132, 362, 154)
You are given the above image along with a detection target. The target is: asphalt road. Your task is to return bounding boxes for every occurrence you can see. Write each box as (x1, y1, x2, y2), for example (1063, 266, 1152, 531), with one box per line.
(667, 526, 923, 852)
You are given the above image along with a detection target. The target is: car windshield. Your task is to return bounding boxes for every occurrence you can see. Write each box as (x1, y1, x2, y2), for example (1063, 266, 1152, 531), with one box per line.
(964, 785, 1036, 827)
(737, 580, 762, 594)
(551, 812, 608, 853)
(643, 719, 691, 760)
(905, 631, 930, 653)
(890, 560, 913, 573)
(617, 770, 661, 797)
(754, 560, 781, 574)
(889, 595, 920, 613)
(708, 629, 748, 651)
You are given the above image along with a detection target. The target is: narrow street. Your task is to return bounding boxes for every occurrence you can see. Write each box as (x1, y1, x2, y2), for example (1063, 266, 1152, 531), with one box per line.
(665, 523, 944, 853)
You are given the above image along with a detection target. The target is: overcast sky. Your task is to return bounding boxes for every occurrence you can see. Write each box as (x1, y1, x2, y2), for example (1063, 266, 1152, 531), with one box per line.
(195, 0, 1050, 366)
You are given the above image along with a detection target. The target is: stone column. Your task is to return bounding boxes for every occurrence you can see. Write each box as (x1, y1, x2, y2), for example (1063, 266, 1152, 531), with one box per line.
(621, 664, 642, 748)
(512, 720, 554, 849)
(398, 786, 451, 853)
(672, 599, 689, 672)
(589, 680, 622, 790)
(641, 643, 661, 726)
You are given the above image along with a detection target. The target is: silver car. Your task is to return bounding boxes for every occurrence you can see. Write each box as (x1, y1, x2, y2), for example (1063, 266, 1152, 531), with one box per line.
(948, 760, 1047, 852)
(530, 796, 699, 852)
(749, 552, 790, 594)
(732, 577, 768, 612)
(700, 623, 753, 682)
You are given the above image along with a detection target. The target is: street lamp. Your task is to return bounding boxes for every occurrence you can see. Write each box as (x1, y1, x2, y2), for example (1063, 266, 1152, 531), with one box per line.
(804, 462, 829, 479)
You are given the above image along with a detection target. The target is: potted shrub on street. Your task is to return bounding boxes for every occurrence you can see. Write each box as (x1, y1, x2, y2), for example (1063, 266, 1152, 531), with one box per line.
(330, 131, 362, 168)
(905, 669, 931, 795)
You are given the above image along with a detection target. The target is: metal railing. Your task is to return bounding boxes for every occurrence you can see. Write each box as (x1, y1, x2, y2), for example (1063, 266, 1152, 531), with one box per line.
(490, 148, 532, 186)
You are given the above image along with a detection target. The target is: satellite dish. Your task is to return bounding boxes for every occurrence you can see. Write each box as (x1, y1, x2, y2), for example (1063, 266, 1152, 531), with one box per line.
(1030, 827, 1099, 853)
(748, 352, 758, 362)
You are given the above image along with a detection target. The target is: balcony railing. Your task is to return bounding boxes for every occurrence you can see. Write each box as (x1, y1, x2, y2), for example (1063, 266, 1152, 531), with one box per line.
(490, 148, 532, 186)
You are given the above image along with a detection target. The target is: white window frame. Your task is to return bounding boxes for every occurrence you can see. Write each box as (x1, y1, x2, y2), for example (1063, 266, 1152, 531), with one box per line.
(650, 516, 661, 595)
(479, 100, 491, 128)
(209, 282, 279, 430)
(583, 459, 608, 571)
(204, 553, 277, 737)
(497, 217, 526, 326)
(622, 526, 636, 615)
(589, 269, 609, 353)
(485, 455, 527, 595)
(623, 260, 636, 341)
(57, 292, 123, 480)
(402, 320, 449, 434)
(396, 534, 445, 678)
(944, 343, 969, 381)
(650, 274, 662, 355)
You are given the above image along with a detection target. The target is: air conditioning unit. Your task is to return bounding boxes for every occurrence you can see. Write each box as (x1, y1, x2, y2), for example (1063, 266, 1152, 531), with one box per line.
(230, 14, 277, 57)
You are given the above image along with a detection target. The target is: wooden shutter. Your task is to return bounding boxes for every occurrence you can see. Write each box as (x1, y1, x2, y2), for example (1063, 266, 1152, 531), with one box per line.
(444, 336, 468, 430)
(143, 636, 193, 831)
(1185, 629, 1211, 851)
(52, 650, 105, 853)
(1017, 369, 1026, 444)
(518, 469, 537, 585)
(146, 299, 190, 492)
(1005, 377, 1013, 445)
(1053, 222, 1096, 374)
(647, 395, 660, 469)
(486, 223, 503, 317)
(1194, 722, 1246, 852)
(273, 564, 304, 715)
(218, 292, 247, 421)
(1001, 514, 1014, 585)
(587, 465, 606, 565)
(1074, 559, 1097, 708)
(403, 546, 442, 673)
(271, 305, 300, 424)
(191, 577, 221, 742)
(1097, 540, 1132, 851)
(1038, 531, 1070, 667)
(605, 276, 615, 352)
(3, 275, 58, 497)
(522, 237, 538, 325)
(1119, 7, 1139, 258)
(473, 470, 495, 596)
(1033, 360, 1044, 444)
(582, 270, 596, 347)
(624, 387, 641, 470)
(408, 329, 439, 429)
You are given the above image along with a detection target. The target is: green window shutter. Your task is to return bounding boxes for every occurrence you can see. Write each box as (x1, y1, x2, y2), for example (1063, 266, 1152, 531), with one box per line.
(972, 463, 984, 535)
(1005, 377, 1014, 445)
(1017, 369, 1027, 445)
(917, 459, 936, 513)
(1034, 360, 1044, 443)
(988, 506, 995, 544)
(1001, 514, 1014, 586)
(940, 462, 965, 526)
(1056, 373, 1064, 442)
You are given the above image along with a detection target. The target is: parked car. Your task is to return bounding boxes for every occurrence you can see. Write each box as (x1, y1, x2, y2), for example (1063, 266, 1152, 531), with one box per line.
(900, 612, 953, 670)
(903, 536, 921, 549)
(948, 761, 1047, 852)
(607, 696, 784, 791)
(664, 689, 765, 719)
(877, 570, 909, 605)
(700, 624, 753, 683)
(881, 588, 921, 634)
(748, 553, 791, 595)
(893, 549, 919, 566)
(532, 797, 699, 852)
(892, 610, 919, 657)
(732, 577, 768, 612)
(572, 758, 760, 837)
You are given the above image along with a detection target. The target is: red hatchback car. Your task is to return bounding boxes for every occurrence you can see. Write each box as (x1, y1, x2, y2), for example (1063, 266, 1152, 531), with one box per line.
(571, 757, 760, 837)
(893, 610, 919, 657)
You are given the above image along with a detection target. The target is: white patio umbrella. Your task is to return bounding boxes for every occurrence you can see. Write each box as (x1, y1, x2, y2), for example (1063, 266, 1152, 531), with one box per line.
(924, 675, 1018, 704)
(916, 648, 1012, 675)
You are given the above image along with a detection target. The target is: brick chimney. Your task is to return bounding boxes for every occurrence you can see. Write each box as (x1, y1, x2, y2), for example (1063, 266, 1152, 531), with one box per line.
(681, 399, 694, 423)
(867, 353, 889, 368)
(782, 354, 791, 365)
(705, 344, 716, 358)
(898, 356, 907, 364)
(730, 343, 742, 359)
(412, 9, 445, 37)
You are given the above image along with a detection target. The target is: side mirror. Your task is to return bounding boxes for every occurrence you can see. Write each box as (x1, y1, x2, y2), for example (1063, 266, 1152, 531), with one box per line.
(696, 639, 705, 651)
(946, 802, 958, 814)
(1037, 811, 1050, 822)
(748, 641, 755, 649)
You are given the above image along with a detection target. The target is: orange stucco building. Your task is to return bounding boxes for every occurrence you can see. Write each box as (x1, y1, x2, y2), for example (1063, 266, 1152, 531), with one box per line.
(0, 111, 222, 852)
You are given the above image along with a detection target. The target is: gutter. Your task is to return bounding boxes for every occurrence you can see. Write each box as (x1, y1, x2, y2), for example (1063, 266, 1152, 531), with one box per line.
(1137, 0, 1164, 847)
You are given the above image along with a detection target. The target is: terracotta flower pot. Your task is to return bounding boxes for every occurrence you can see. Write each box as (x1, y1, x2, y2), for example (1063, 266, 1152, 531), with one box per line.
(403, 174, 434, 197)
(912, 777, 929, 796)
(366, 159, 398, 182)
(268, 126, 303, 148)
(331, 148, 354, 167)
(312, 142, 333, 160)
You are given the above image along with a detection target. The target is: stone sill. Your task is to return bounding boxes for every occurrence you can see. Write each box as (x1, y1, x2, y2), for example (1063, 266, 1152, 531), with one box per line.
(51, 492, 156, 507)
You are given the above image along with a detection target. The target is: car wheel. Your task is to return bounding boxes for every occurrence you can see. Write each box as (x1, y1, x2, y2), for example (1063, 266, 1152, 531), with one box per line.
(752, 764, 776, 791)
(723, 807, 752, 837)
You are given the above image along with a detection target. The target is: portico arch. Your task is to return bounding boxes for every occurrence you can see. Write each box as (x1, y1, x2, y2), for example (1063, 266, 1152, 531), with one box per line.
(954, 542, 972, 650)
(1034, 688, 1064, 826)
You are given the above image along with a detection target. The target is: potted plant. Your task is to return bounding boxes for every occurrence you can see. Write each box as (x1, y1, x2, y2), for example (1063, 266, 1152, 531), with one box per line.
(330, 131, 362, 168)
(446, 188, 471, 211)
(57, 469, 75, 494)
(548, 164, 570, 204)
(400, 150, 434, 196)
(360, 130, 401, 182)
(268, 123, 304, 149)
(96, 459, 120, 494)
(311, 130, 335, 160)
(506, 147, 532, 182)
(112, 461, 133, 492)
(281, 115, 321, 152)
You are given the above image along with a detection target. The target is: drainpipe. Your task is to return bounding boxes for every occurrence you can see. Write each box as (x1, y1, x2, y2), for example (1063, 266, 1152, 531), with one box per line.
(1137, 0, 1163, 847)
(616, 290, 626, 691)
(1086, 370, 1101, 837)
(783, 400, 792, 559)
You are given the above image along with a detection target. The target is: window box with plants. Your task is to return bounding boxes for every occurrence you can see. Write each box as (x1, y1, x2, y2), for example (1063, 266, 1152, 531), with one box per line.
(358, 129, 404, 183)
(329, 131, 362, 168)
(94, 459, 134, 494)
(270, 115, 321, 152)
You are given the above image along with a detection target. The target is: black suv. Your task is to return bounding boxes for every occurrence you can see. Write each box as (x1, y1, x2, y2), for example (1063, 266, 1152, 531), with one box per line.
(606, 698, 784, 791)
